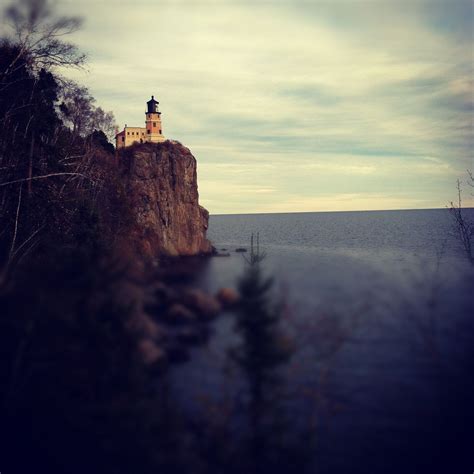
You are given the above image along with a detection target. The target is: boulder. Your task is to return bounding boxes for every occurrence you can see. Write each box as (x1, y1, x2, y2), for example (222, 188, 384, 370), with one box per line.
(165, 303, 197, 324)
(137, 339, 167, 366)
(215, 252, 230, 257)
(216, 287, 240, 308)
(129, 312, 167, 342)
(182, 289, 221, 319)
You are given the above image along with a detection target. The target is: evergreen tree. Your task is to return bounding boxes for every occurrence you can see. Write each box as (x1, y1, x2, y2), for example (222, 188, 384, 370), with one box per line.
(230, 234, 294, 473)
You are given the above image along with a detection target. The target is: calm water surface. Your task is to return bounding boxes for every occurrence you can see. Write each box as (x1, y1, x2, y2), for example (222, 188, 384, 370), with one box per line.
(168, 209, 474, 473)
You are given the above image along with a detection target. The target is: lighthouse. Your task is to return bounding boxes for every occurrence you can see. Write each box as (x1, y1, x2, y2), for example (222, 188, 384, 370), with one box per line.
(145, 96, 165, 143)
(115, 96, 166, 149)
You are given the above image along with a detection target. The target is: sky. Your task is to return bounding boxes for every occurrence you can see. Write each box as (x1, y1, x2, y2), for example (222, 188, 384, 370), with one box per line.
(22, 0, 474, 213)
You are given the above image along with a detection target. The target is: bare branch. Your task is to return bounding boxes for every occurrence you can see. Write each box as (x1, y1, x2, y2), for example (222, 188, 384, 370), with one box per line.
(10, 226, 43, 261)
(8, 184, 23, 260)
(0, 172, 95, 187)
(2, 0, 86, 71)
(449, 172, 474, 265)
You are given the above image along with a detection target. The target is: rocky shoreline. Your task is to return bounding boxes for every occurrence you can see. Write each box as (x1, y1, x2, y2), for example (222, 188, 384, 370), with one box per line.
(128, 259, 240, 371)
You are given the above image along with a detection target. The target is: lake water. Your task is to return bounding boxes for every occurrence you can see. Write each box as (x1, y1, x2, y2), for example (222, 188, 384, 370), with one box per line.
(168, 209, 474, 473)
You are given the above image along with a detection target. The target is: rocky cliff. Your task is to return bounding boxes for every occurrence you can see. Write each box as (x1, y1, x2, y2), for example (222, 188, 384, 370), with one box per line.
(118, 140, 213, 259)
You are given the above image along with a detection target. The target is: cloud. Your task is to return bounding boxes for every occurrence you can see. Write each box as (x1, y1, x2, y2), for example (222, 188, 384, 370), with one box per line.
(56, 0, 473, 213)
(255, 192, 434, 214)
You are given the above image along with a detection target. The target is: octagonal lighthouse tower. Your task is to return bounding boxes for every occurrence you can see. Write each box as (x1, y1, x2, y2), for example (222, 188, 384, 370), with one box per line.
(145, 96, 165, 143)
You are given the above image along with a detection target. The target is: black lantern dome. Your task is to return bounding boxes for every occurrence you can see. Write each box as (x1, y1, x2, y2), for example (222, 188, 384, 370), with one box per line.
(146, 95, 160, 114)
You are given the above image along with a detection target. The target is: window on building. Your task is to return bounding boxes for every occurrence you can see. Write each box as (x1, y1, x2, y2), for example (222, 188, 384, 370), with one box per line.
(153, 122, 156, 127)
(122, 136, 125, 142)
(127, 132, 130, 135)
(147, 130, 151, 134)
(159, 130, 162, 134)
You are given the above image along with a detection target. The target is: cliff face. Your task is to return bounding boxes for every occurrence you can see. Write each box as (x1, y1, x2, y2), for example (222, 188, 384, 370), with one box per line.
(119, 141, 213, 259)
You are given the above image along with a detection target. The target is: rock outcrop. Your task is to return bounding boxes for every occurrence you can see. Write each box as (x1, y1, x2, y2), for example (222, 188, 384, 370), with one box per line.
(118, 140, 213, 259)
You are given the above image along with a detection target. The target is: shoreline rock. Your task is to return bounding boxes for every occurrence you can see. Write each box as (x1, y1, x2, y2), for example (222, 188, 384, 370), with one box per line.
(166, 303, 197, 324)
(216, 287, 240, 308)
(182, 288, 222, 320)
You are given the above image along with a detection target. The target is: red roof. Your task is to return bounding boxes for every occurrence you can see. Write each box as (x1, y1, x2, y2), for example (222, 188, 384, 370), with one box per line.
(115, 130, 125, 138)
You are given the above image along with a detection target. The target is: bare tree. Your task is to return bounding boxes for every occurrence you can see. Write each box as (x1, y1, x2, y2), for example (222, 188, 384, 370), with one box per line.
(58, 81, 117, 141)
(3, 0, 85, 72)
(449, 170, 474, 265)
(58, 81, 95, 137)
(90, 106, 117, 143)
(0, 0, 89, 277)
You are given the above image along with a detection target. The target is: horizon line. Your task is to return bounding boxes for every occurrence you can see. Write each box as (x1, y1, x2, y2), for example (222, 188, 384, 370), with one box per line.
(209, 206, 474, 217)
